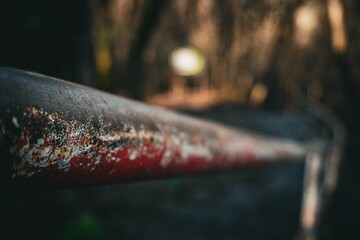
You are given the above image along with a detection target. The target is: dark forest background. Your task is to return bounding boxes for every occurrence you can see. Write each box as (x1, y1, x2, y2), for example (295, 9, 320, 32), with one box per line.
(1, 0, 359, 107)
(0, 0, 359, 239)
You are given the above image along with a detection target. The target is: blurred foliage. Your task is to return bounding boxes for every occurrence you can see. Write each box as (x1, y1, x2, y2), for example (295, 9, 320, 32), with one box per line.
(0, 0, 359, 109)
(89, 0, 359, 109)
(59, 212, 104, 240)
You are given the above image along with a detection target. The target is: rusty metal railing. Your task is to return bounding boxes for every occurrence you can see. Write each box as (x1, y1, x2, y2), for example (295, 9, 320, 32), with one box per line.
(0, 67, 345, 239)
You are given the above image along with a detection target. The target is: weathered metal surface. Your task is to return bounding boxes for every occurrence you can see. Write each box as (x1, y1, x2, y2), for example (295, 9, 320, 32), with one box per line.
(0, 67, 307, 187)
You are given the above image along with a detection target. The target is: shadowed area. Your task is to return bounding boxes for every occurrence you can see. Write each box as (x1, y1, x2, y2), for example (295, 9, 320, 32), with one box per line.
(0, 0, 359, 239)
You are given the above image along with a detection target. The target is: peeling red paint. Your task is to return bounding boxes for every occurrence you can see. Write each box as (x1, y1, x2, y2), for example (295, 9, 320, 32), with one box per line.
(0, 67, 308, 188)
(1, 106, 307, 187)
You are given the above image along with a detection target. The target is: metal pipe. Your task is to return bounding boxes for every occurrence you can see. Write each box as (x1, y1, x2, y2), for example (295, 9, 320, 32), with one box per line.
(0, 67, 308, 187)
(297, 99, 346, 240)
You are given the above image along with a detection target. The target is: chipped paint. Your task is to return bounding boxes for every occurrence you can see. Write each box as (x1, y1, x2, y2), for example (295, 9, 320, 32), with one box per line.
(0, 106, 307, 186)
(0, 67, 308, 187)
(12, 116, 19, 128)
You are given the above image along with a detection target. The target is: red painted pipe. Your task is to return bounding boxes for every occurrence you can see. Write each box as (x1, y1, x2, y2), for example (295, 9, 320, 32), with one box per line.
(0, 67, 307, 187)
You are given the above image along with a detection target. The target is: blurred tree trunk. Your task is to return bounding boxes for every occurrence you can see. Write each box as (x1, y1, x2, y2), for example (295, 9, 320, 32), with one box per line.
(340, 0, 360, 106)
(258, 0, 303, 109)
(120, 0, 169, 99)
(77, 0, 97, 87)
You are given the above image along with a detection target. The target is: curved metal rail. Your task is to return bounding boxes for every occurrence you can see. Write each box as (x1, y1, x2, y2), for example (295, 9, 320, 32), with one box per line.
(0, 67, 308, 187)
(0, 67, 346, 240)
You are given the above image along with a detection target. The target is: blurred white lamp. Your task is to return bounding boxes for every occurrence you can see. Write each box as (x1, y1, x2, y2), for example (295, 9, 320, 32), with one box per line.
(170, 47, 205, 76)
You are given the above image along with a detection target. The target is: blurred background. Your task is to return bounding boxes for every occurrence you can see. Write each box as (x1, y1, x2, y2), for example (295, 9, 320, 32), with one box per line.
(0, 0, 359, 239)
